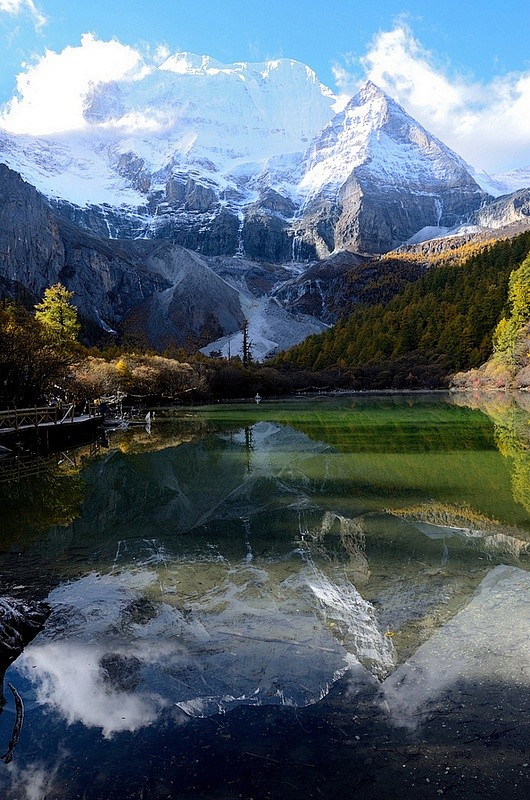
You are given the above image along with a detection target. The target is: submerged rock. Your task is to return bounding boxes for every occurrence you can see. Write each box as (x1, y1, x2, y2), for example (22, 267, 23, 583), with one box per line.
(0, 597, 51, 668)
(382, 565, 530, 728)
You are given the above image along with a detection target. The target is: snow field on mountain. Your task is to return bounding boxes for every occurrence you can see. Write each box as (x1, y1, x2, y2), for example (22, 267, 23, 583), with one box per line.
(1, 55, 337, 212)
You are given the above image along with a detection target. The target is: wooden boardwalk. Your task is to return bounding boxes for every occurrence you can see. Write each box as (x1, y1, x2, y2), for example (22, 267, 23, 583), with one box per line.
(0, 405, 102, 453)
(0, 404, 99, 434)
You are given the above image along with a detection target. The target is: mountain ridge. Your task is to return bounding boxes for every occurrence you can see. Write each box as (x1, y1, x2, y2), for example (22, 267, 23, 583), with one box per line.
(0, 63, 507, 262)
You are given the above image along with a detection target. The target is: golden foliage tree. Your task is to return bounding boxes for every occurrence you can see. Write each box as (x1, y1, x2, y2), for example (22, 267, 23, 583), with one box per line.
(35, 283, 80, 345)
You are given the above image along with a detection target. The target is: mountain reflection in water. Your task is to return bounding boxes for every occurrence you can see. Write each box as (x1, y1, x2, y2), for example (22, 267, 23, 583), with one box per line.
(1, 395, 529, 798)
(16, 551, 394, 735)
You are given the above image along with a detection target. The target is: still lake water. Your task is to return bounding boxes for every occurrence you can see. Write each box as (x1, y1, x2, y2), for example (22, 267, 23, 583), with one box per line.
(0, 393, 529, 798)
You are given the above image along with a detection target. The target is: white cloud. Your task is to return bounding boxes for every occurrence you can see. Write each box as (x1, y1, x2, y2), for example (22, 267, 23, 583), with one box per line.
(6, 758, 63, 800)
(18, 642, 161, 738)
(335, 24, 530, 173)
(0, 34, 148, 134)
(0, 0, 46, 29)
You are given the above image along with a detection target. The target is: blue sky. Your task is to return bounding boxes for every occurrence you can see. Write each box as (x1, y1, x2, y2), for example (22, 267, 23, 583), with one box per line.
(1, 0, 529, 97)
(1, 0, 529, 171)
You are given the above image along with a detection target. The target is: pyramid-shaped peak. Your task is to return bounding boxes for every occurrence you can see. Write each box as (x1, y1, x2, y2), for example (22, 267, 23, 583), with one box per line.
(360, 79, 387, 96)
(347, 80, 395, 109)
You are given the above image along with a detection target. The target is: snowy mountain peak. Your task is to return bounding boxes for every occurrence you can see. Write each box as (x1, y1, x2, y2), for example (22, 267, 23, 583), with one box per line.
(488, 166, 530, 195)
(293, 79, 488, 255)
(157, 51, 327, 85)
(299, 78, 479, 202)
(340, 79, 407, 124)
(342, 82, 389, 126)
(0, 54, 338, 210)
(350, 79, 390, 105)
(158, 52, 227, 75)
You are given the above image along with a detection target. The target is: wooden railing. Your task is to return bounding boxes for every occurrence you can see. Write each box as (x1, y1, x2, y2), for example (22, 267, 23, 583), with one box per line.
(0, 455, 49, 483)
(0, 403, 100, 431)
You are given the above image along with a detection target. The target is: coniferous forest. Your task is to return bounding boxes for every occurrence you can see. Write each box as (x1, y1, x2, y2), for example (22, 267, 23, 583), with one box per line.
(273, 231, 530, 389)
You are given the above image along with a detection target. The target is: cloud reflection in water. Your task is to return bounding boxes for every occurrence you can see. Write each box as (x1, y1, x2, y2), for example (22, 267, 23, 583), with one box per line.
(16, 553, 393, 735)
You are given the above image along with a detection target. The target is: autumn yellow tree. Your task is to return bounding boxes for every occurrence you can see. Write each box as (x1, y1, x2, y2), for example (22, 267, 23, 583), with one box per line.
(35, 283, 80, 346)
(493, 254, 530, 365)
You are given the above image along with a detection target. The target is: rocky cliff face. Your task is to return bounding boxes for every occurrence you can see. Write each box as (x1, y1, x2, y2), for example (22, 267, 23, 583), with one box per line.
(0, 164, 65, 293)
(272, 250, 426, 323)
(273, 251, 370, 322)
(0, 164, 168, 335)
(0, 164, 245, 346)
(474, 188, 530, 229)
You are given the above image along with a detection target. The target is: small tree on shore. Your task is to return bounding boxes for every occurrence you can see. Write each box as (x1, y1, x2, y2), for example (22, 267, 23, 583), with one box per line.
(242, 319, 253, 365)
(0, 302, 70, 407)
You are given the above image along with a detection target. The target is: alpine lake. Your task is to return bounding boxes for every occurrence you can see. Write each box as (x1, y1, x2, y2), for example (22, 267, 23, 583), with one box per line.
(0, 392, 529, 799)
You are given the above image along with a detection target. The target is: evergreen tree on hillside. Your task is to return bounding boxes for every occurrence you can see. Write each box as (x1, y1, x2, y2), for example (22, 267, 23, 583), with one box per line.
(35, 283, 80, 345)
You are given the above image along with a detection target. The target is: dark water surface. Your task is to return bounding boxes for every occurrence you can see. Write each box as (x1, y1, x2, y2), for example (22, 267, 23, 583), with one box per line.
(0, 393, 529, 799)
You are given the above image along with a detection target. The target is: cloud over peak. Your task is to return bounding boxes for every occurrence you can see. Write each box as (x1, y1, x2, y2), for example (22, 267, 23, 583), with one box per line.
(335, 24, 530, 173)
(1, 34, 147, 134)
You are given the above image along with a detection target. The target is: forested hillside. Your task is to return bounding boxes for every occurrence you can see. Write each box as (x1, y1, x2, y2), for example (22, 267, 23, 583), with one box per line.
(274, 231, 530, 388)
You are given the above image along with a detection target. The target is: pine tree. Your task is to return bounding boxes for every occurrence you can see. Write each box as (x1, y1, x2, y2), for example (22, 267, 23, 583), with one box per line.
(35, 283, 80, 345)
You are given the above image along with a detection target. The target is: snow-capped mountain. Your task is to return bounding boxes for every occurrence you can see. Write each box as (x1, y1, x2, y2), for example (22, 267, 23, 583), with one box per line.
(293, 81, 488, 254)
(1, 54, 528, 355)
(489, 167, 530, 195)
(470, 166, 530, 197)
(0, 55, 335, 231)
(299, 81, 471, 199)
(0, 57, 490, 261)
